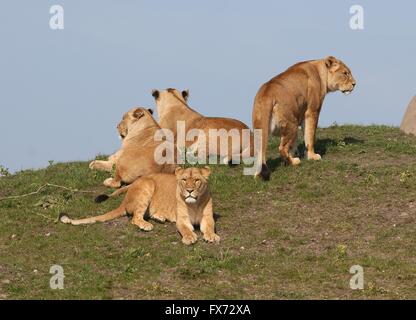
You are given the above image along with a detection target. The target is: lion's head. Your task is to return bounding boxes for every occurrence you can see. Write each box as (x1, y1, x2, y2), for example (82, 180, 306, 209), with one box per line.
(151, 88, 189, 107)
(175, 166, 211, 204)
(117, 107, 154, 139)
(324, 56, 356, 95)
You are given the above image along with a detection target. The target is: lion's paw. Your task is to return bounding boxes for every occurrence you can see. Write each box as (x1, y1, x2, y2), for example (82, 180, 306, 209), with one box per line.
(133, 220, 154, 231)
(203, 233, 220, 243)
(182, 232, 198, 245)
(290, 157, 301, 166)
(308, 153, 322, 161)
(152, 214, 166, 223)
(89, 161, 98, 170)
(103, 178, 121, 188)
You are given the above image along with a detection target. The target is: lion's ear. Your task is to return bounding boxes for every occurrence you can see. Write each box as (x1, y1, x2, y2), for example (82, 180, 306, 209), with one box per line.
(147, 108, 153, 115)
(152, 89, 160, 100)
(181, 90, 189, 101)
(133, 108, 145, 119)
(325, 56, 338, 68)
(175, 167, 184, 177)
(200, 166, 211, 179)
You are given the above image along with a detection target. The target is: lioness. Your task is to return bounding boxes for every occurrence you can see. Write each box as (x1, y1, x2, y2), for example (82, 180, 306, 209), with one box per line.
(152, 88, 253, 164)
(59, 166, 220, 245)
(252, 56, 356, 180)
(89, 107, 177, 188)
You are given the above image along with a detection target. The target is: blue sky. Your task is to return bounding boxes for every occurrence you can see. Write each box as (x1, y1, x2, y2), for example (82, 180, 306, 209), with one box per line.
(0, 0, 415, 172)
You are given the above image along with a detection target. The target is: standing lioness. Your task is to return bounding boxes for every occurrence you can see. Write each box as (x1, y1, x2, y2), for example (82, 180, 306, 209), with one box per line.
(252, 56, 356, 180)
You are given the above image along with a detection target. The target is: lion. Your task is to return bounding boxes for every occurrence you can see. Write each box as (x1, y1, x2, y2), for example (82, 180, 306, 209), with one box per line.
(252, 56, 356, 180)
(59, 166, 220, 245)
(151, 88, 253, 165)
(89, 107, 177, 188)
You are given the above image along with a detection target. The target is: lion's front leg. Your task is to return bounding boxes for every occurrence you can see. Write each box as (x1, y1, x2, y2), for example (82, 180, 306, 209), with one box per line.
(103, 177, 121, 188)
(176, 207, 198, 245)
(107, 150, 122, 163)
(89, 150, 121, 172)
(89, 160, 114, 172)
(304, 111, 321, 161)
(200, 199, 220, 243)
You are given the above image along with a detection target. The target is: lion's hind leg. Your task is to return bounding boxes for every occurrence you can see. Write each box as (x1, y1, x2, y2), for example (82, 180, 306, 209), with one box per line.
(149, 210, 166, 223)
(148, 195, 176, 223)
(279, 122, 301, 166)
(128, 179, 155, 231)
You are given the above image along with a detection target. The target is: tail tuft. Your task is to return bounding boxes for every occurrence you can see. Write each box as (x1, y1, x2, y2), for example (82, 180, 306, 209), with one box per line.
(95, 194, 110, 203)
(260, 164, 271, 181)
(228, 159, 238, 167)
(59, 212, 71, 224)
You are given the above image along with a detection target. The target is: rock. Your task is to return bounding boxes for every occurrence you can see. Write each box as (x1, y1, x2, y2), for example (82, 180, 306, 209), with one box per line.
(400, 96, 416, 135)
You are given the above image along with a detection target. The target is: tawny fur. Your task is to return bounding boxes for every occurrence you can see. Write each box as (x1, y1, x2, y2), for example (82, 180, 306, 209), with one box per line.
(153, 88, 254, 164)
(252, 56, 356, 180)
(89, 107, 177, 188)
(60, 167, 219, 245)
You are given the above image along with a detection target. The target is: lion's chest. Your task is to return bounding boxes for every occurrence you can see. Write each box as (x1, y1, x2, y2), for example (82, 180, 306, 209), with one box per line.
(187, 207, 203, 226)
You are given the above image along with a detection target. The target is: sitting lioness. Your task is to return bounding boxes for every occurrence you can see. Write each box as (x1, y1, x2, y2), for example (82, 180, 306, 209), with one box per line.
(89, 107, 177, 188)
(59, 166, 220, 245)
(152, 88, 253, 165)
(252, 56, 356, 180)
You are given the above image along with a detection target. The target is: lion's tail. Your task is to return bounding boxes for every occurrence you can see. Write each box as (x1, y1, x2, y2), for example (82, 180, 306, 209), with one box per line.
(241, 130, 255, 158)
(252, 91, 274, 180)
(59, 205, 126, 226)
(94, 185, 131, 203)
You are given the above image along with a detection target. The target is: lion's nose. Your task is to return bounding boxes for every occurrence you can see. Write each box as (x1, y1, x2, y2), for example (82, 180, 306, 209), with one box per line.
(186, 188, 194, 193)
(352, 82, 356, 88)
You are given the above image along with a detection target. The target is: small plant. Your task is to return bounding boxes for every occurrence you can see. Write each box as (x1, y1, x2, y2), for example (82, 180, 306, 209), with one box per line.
(337, 140, 347, 147)
(95, 154, 108, 161)
(0, 165, 10, 177)
(399, 170, 412, 183)
(365, 173, 379, 185)
(336, 244, 347, 257)
(123, 247, 146, 259)
(110, 163, 116, 178)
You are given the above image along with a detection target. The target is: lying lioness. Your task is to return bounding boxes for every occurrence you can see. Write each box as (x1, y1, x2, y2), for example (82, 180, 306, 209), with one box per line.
(152, 88, 253, 164)
(252, 56, 356, 180)
(89, 107, 177, 188)
(59, 166, 219, 245)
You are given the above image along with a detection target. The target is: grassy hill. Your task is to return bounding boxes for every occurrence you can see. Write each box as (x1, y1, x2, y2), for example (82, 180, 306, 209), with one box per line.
(1, 125, 415, 299)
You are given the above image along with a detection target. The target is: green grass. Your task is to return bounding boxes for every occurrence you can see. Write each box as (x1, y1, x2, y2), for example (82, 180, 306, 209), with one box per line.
(1, 125, 415, 299)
